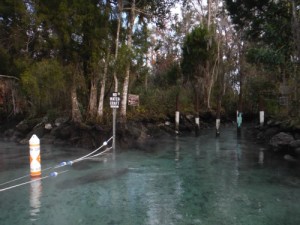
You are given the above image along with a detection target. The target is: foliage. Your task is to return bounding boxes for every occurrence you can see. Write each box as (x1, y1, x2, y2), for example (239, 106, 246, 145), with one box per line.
(126, 85, 194, 121)
(20, 59, 66, 114)
(181, 25, 216, 80)
(246, 48, 285, 67)
(225, 0, 299, 119)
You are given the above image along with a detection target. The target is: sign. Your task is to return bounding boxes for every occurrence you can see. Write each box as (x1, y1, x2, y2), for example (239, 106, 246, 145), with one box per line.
(128, 94, 139, 106)
(110, 92, 120, 108)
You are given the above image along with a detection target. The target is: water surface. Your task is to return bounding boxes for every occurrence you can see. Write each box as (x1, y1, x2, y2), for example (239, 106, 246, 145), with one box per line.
(1, 127, 300, 225)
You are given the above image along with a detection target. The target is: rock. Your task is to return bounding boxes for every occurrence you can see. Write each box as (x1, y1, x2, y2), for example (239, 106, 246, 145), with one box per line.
(165, 121, 171, 126)
(30, 126, 45, 139)
(269, 132, 294, 150)
(15, 121, 31, 133)
(40, 134, 55, 144)
(45, 123, 52, 130)
(186, 114, 194, 120)
(284, 154, 298, 162)
(257, 127, 280, 141)
(19, 138, 29, 145)
(58, 125, 73, 139)
(55, 117, 69, 127)
(289, 140, 300, 149)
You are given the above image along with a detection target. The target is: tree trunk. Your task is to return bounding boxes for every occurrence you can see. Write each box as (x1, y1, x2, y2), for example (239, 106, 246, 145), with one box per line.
(120, 0, 135, 123)
(71, 82, 82, 123)
(113, 0, 123, 93)
(88, 77, 98, 119)
(207, 0, 211, 29)
(204, 0, 212, 110)
(97, 54, 109, 120)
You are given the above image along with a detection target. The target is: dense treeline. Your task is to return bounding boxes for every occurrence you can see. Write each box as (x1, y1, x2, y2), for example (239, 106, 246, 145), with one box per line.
(0, 0, 299, 126)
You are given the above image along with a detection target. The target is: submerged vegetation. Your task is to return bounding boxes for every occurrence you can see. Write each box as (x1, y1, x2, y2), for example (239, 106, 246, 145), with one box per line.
(0, 0, 299, 126)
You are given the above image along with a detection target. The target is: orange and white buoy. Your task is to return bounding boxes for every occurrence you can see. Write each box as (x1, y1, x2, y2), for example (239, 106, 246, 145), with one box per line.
(29, 135, 41, 177)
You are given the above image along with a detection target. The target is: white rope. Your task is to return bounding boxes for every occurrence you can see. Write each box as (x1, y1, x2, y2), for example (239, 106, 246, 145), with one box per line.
(85, 147, 112, 160)
(0, 170, 69, 192)
(0, 136, 113, 189)
(0, 166, 55, 187)
(72, 136, 113, 163)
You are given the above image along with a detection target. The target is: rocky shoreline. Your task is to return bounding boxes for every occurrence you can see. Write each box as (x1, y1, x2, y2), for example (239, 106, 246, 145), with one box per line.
(1, 115, 300, 161)
(249, 119, 300, 162)
(0, 114, 212, 150)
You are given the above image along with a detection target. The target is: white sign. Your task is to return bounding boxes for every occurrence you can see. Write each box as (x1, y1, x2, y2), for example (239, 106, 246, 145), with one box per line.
(110, 92, 120, 108)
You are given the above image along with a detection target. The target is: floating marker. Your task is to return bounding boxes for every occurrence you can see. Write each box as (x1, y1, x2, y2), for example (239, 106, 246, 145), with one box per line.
(29, 135, 41, 177)
(49, 172, 58, 177)
(58, 162, 67, 167)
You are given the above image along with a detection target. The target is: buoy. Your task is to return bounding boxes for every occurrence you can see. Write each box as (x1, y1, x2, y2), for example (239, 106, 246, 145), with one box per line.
(29, 135, 41, 177)
(49, 172, 58, 177)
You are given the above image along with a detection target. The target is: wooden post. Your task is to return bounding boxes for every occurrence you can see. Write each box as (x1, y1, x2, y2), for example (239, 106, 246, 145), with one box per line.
(195, 85, 200, 136)
(175, 93, 180, 135)
(259, 94, 264, 127)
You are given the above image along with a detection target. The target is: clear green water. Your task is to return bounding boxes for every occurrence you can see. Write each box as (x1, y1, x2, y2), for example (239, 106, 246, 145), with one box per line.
(1, 127, 300, 225)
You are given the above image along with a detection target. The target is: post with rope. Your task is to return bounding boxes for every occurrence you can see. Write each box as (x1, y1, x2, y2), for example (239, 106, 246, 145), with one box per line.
(110, 92, 121, 152)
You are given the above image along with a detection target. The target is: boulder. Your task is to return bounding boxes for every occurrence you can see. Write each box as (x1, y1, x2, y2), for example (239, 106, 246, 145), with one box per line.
(269, 132, 294, 150)
(45, 123, 52, 130)
(55, 117, 69, 127)
(289, 140, 300, 149)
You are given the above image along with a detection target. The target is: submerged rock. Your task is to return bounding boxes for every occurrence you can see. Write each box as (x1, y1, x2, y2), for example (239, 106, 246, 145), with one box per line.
(269, 132, 294, 151)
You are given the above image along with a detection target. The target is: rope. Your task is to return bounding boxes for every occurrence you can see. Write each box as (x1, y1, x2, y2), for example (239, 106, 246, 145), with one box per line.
(72, 136, 113, 163)
(0, 136, 113, 190)
(85, 147, 112, 160)
(0, 170, 68, 192)
(0, 166, 56, 187)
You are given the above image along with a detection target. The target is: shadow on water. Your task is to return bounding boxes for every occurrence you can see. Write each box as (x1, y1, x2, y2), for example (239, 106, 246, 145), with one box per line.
(55, 168, 128, 190)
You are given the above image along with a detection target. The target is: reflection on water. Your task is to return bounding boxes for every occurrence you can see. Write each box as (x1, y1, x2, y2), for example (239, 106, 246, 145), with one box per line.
(259, 148, 265, 165)
(1, 127, 300, 225)
(30, 178, 42, 221)
(175, 136, 180, 162)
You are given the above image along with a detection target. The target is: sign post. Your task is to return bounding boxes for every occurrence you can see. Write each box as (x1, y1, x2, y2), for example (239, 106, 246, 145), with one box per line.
(110, 92, 120, 152)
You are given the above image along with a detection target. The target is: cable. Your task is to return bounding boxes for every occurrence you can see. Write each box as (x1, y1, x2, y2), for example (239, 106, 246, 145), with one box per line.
(71, 137, 113, 163)
(86, 147, 112, 159)
(0, 136, 113, 190)
(0, 170, 68, 192)
(0, 166, 56, 187)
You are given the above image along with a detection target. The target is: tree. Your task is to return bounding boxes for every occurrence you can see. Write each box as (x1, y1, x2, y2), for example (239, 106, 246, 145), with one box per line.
(119, 0, 179, 124)
(0, 0, 32, 76)
(181, 25, 217, 112)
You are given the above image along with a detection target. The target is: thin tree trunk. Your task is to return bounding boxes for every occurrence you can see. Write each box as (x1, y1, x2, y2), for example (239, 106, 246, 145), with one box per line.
(97, 54, 109, 120)
(205, 0, 212, 110)
(207, 0, 211, 29)
(120, 0, 135, 123)
(113, 0, 123, 92)
(71, 65, 82, 123)
(88, 77, 98, 119)
(97, 0, 113, 120)
(71, 84, 82, 123)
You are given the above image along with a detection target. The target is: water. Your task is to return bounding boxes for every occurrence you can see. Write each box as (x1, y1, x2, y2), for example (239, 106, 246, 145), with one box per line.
(1, 127, 300, 225)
